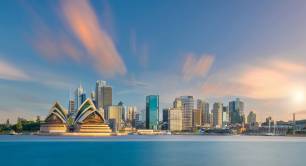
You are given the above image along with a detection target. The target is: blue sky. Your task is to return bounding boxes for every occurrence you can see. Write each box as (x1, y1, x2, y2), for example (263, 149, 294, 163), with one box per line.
(1, 0, 306, 122)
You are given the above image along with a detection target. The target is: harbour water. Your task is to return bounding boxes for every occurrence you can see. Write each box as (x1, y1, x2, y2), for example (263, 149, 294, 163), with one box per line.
(0, 135, 306, 166)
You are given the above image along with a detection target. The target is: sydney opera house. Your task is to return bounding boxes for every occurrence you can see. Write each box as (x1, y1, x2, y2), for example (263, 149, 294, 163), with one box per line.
(40, 99, 112, 135)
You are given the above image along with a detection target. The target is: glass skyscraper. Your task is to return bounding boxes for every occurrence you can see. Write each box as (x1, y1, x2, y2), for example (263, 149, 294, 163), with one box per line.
(229, 98, 244, 124)
(146, 95, 159, 130)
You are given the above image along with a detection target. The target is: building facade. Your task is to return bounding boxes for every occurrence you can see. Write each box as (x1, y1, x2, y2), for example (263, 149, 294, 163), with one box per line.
(74, 85, 84, 111)
(162, 108, 169, 130)
(212, 102, 223, 128)
(169, 108, 183, 131)
(229, 98, 244, 124)
(68, 99, 75, 114)
(222, 106, 230, 128)
(192, 109, 202, 129)
(108, 105, 124, 132)
(180, 96, 194, 131)
(247, 111, 257, 128)
(146, 95, 159, 130)
(197, 99, 210, 126)
(95, 80, 112, 120)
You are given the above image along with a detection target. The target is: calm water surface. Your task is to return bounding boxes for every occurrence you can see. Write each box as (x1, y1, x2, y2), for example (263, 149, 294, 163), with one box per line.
(0, 135, 305, 166)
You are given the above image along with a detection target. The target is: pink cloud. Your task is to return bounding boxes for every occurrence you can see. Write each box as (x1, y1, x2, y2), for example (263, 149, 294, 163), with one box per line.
(61, 0, 126, 76)
(0, 59, 30, 81)
(182, 54, 214, 80)
(201, 59, 306, 100)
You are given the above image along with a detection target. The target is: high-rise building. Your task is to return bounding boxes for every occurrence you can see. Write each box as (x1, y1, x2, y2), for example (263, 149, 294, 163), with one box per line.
(212, 102, 223, 128)
(197, 99, 210, 125)
(173, 98, 183, 109)
(247, 111, 257, 128)
(169, 108, 183, 131)
(74, 85, 84, 111)
(108, 105, 124, 132)
(127, 106, 137, 127)
(180, 96, 194, 131)
(222, 106, 229, 128)
(146, 95, 159, 130)
(95, 80, 112, 119)
(229, 98, 244, 124)
(162, 108, 169, 130)
(192, 109, 202, 129)
(68, 99, 75, 114)
(90, 91, 95, 104)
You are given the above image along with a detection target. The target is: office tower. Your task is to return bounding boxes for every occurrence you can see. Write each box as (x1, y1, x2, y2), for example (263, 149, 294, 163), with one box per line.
(212, 102, 223, 128)
(95, 80, 112, 119)
(173, 97, 183, 109)
(169, 108, 183, 131)
(146, 95, 159, 130)
(80, 93, 87, 104)
(118, 101, 126, 122)
(229, 98, 244, 124)
(180, 96, 194, 131)
(247, 111, 257, 128)
(68, 99, 75, 114)
(222, 106, 229, 128)
(127, 106, 137, 127)
(74, 85, 84, 111)
(90, 91, 95, 103)
(108, 105, 124, 132)
(197, 99, 210, 125)
(162, 108, 169, 130)
(192, 109, 202, 129)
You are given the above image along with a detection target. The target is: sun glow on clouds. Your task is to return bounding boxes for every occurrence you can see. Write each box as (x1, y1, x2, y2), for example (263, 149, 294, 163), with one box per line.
(202, 58, 306, 100)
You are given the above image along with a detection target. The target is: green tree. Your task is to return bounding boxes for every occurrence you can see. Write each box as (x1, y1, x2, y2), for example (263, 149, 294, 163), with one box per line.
(15, 120, 23, 133)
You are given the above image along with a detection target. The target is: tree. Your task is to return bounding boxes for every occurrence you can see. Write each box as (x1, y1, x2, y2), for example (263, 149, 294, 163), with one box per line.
(15, 120, 23, 133)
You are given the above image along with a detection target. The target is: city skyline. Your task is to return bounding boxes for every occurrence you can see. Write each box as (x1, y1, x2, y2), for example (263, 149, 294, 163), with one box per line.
(1, 0, 306, 123)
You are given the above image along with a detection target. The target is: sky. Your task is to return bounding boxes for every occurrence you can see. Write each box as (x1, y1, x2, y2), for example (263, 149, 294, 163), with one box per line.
(1, 0, 306, 123)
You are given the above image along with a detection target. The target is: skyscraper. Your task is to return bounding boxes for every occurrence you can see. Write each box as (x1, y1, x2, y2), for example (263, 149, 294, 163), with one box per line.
(162, 108, 169, 130)
(229, 98, 244, 124)
(95, 80, 112, 119)
(74, 85, 84, 111)
(68, 99, 75, 114)
(222, 106, 229, 128)
(127, 106, 137, 127)
(146, 95, 159, 130)
(197, 99, 210, 125)
(192, 109, 202, 129)
(247, 111, 257, 128)
(169, 108, 183, 131)
(108, 105, 124, 132)
(212, 102, 223, 128)
(180, 96, 194, 131)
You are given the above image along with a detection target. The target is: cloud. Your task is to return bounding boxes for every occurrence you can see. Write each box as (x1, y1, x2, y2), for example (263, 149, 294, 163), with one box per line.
(182, 54, 214, 81)
(61, 0, 126, 76)
(130, 30, 149, 68)
(201, 58, 306, 100)
(0, 59, 30, 81)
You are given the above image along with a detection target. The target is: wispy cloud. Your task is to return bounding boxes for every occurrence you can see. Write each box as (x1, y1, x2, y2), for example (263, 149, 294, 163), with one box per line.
(130, 30, 149, 68)
(25, 0, 126, 77)
(61, 0, 126, 77)
(182, 54, 214, 81)
(0, 59, 30, 81)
